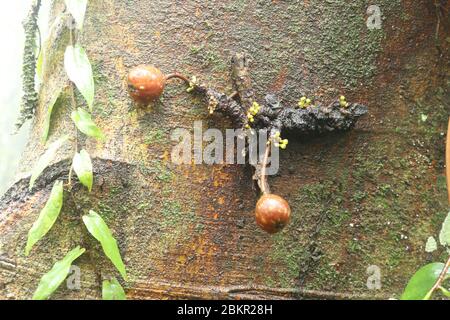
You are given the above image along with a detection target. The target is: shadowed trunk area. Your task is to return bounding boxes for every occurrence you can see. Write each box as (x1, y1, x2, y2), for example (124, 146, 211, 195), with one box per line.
(0, 0, 449, 299)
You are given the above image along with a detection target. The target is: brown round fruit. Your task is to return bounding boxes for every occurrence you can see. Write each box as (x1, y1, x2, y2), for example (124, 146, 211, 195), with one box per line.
(128, 65, 166, 103)
(255, 194, 291, 234)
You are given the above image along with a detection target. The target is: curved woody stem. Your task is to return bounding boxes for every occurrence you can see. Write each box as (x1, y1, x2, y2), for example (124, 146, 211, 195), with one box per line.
(446, 117, 450, 204)
(259, 139, 272, 195)
(425, 118, 450, 299)
(165, 73, 190, 84)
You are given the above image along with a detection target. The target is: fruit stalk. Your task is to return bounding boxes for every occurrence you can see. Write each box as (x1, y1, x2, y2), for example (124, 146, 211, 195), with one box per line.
(165, 73, 190, 84)
(259, 139, 272, 195)
(446, 117, 450, 205)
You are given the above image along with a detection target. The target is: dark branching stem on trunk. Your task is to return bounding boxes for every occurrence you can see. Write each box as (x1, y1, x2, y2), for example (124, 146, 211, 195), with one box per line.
(171, 52, 368, 193)
(231, 52, 255, 110)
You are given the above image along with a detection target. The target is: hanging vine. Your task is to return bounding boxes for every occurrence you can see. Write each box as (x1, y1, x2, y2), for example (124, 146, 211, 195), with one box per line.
(16, 0, 41, 130)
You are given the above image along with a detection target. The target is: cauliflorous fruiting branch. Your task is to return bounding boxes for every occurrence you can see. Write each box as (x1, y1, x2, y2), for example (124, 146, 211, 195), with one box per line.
(127, 52, 368, 233)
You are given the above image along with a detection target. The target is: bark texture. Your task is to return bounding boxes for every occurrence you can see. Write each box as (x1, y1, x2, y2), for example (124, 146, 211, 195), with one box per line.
(0, 0, 449, 299)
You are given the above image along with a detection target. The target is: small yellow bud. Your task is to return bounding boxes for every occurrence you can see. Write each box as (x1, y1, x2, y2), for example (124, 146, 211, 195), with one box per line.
(280, 144, 286, 150)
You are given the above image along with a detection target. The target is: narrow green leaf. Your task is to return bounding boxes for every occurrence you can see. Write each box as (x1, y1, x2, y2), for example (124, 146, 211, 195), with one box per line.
(102, 278, 126, 300)
(36, 48, 44, 80)
(439, 286, 450, 297)
(41, 87, 62, 143)
(71, 108, 105, 140)
(33, 246, 85, 300)
(72, 149, 93, 192)
(82, 210, 127, 280)
(30, 135, 69, 190)
(401, 263, 450, 300)
(439, 211, 450, 247)
(25, 181, 64, 256)
(64, 0, 88, 30)
(425, 236, 438, 253)
(64, 45, 94, 110)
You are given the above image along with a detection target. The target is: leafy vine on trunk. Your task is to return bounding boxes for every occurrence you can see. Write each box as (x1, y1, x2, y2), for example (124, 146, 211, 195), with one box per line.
(16, 0, 41, 130)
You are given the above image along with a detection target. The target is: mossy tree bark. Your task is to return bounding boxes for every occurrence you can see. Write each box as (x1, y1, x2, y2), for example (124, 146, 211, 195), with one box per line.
(0, 0, 449, 299)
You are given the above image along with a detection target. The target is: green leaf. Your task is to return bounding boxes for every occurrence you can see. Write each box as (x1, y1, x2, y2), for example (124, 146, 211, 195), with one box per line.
(36, 49, 44, 80)
(64, 45, 94, 110)
(71, 108, 105, 140)
(439, 286, 450, 297)
(64, 0, 88, 30)
(102, 278, 126, 300)
(30, 135, 69, 190)
(25, 181, 64, 256)
(33, 246, 85, 300)
(82, 210, 127, 280)
(439, 211, 450, 247)
(41, 87, 62, 143)
(72, 149, 93, 192)
(425, 236, 438, 253)
(401, 263, 450, 300)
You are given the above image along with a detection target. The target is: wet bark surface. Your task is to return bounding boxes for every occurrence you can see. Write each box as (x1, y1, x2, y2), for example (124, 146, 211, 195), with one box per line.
(0, 0, 449, 299)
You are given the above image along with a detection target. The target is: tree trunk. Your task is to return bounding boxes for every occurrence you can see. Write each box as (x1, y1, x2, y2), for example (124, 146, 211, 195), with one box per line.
(0, 0, 449, 299)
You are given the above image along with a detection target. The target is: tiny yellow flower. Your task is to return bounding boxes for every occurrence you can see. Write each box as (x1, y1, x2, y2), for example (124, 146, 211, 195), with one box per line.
(298, 96, 312, 109)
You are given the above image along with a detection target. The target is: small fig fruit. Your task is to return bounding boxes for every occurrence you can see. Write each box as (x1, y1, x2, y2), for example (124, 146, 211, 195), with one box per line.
(128, 65, 165, 103)
(255, 194, 291, 234)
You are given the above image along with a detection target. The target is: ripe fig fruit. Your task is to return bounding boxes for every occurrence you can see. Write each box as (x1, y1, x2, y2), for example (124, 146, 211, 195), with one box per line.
(128, 65, 165, 103)
(255, 194, 291, 234)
